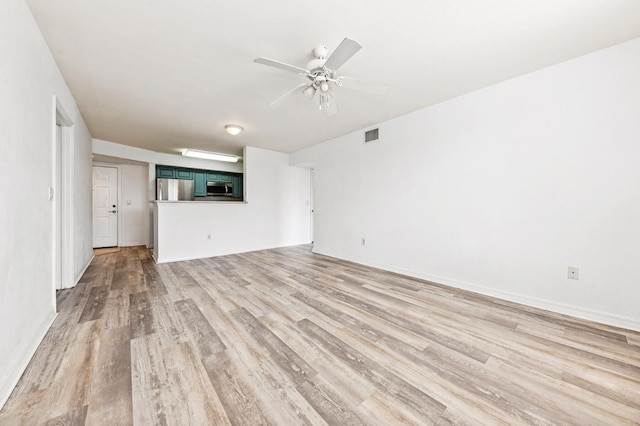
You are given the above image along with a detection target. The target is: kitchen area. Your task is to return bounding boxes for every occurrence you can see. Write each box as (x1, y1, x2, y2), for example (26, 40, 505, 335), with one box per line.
(92, 143, 310, 265)
(92, 142, 310, 265)
(151, 162, 251, 263)
(155, 165, 244, 202)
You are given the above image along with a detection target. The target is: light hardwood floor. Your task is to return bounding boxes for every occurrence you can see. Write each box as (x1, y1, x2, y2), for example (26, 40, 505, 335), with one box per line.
(1, 245, 639, 425)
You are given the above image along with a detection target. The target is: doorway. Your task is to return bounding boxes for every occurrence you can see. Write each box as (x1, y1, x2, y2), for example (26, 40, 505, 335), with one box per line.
(92, 166, 119, 248)
(54, 100, 74, 292)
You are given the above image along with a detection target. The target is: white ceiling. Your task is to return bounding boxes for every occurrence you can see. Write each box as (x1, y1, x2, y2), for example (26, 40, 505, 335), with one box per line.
(25, 0, 640, 157)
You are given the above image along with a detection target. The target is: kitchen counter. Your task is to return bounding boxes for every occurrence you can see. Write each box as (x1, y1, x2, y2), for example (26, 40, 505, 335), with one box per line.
(195, 196, 244, 202)
(153, 198, 245, 204)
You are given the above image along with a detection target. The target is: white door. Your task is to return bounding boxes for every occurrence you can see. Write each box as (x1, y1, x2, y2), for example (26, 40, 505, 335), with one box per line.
(93, 166, 118, 248)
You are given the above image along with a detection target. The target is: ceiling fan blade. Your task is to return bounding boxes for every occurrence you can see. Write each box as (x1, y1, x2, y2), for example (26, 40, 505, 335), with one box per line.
(321, 93, 338, 116)
(254, 57, 309, 75)
(337, 76, 388, 95)
(268, 83, 309, 108)
(323, 38, 362, 72)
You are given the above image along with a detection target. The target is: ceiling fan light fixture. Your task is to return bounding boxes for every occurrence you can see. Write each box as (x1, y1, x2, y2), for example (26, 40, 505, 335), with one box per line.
(182, 149, 239, 163)
(224, 124, 243, 136)
(303, 85, 316, 98)
(254, 37, 374, 114)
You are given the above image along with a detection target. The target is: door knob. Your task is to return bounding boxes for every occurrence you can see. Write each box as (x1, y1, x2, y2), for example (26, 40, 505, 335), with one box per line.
(110, 210, 117, 213)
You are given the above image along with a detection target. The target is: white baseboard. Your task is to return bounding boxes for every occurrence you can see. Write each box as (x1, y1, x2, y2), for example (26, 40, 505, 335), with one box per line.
(0, 312, 57, 410)
(312, 248, 640, 332)
(119, 242, 148, 247)
(2, 255, 93, 408)
(74, 254, 94, 286)
(154, 242, 311, 264)
(416, 271, 640, 332)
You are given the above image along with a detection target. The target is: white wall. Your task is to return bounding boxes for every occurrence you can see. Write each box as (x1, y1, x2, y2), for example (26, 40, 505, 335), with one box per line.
(0, 0, 93, 408)
(155, 147, 311, 262)
(119, 164, 150, 246)
(93, 138, 243, 173)
(291, 37, 640, 331)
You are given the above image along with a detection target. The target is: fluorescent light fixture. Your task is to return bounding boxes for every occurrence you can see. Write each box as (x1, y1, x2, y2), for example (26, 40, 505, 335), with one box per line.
(225, 124, 243, 136)
(182, 149, 239, 163)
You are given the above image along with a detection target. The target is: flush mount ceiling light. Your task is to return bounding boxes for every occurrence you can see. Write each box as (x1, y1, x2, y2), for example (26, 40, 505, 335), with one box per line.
(225, 124, 243, 136)
(182, 149, 239, 163)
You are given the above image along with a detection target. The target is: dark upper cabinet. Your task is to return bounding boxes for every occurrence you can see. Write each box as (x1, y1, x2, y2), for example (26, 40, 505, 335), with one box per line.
(206, 172, 232, 183)
(231, 175, 243, 198)
(175, 169, 194, 180)
(193, 171, 207, 196)
(156, 166, 175, 178)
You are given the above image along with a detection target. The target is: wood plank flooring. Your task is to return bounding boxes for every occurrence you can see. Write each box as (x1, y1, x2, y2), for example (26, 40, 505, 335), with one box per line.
(1, 245, 639, 425)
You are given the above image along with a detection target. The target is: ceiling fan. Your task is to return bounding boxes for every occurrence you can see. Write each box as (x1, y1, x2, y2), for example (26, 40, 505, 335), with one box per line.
(254, 38, 388, 115)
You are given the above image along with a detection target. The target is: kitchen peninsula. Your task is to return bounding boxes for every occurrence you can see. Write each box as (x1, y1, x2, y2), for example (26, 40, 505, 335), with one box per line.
(152, 164, 247, 262)
(152, 199, 250, 263)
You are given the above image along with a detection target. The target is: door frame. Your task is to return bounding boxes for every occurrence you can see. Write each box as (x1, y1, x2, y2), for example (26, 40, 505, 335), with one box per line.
(53, 97, 74, 291)
(309, 168, 314, 245)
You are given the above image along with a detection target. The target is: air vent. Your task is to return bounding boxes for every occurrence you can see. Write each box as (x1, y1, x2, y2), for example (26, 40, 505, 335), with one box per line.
(364, 128, 379, 143)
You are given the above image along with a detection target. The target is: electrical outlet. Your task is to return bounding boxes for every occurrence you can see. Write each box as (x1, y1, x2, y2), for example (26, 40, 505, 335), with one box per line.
(568, 266, 579, 280)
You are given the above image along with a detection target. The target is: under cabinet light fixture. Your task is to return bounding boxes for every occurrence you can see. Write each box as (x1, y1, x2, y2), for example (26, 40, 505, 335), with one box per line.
(182, 149, 239, 163)
(225, 124, 243, 136)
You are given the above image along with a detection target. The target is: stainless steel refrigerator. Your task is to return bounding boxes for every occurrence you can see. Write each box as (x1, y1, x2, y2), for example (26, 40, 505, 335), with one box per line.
(156, 178, 195, 201)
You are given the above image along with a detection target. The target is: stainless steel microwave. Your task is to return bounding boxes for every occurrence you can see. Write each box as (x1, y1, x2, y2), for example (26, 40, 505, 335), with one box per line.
(206, 181, 233, 196)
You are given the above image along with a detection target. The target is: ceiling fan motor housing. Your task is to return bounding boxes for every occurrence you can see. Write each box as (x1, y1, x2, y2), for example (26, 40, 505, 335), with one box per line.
(306, 58, 327, 73)
(313, 45, 328, 59)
